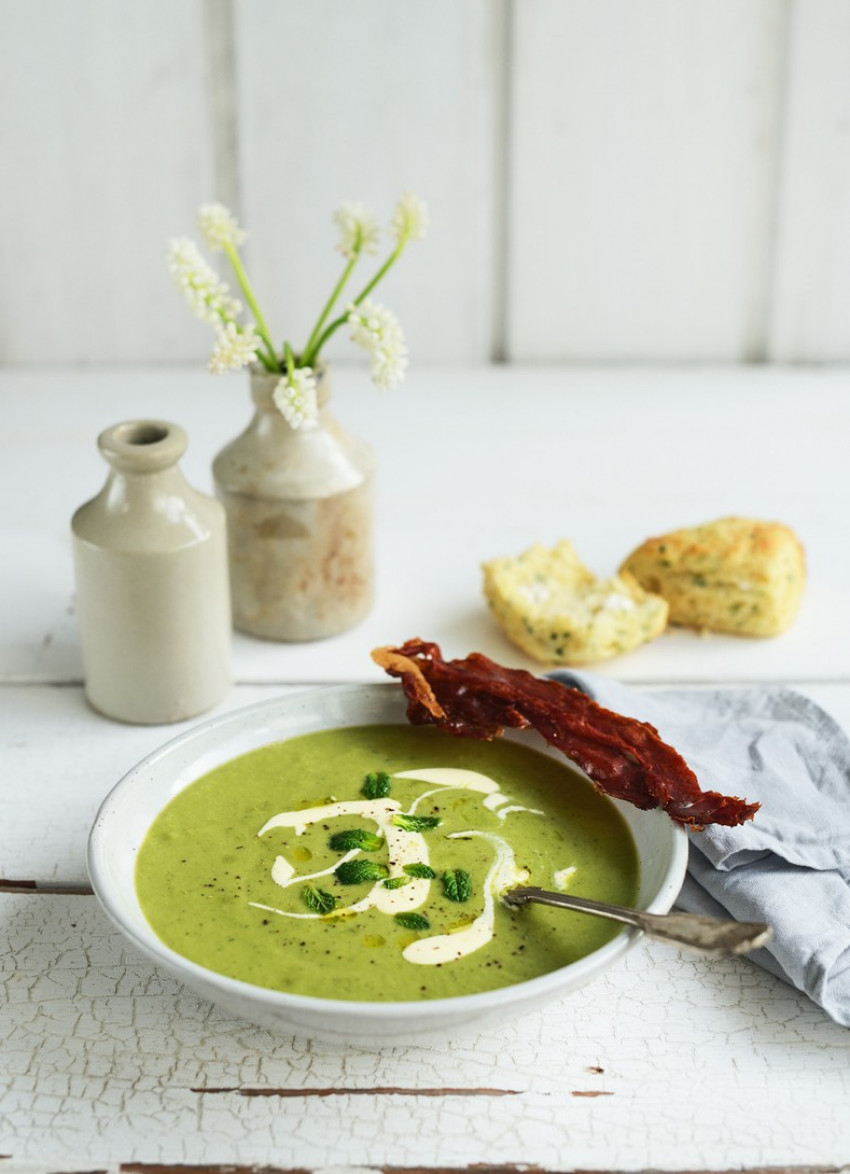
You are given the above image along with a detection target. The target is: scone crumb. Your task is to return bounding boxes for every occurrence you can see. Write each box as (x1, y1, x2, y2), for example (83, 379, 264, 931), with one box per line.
(482, 540, 668, 665)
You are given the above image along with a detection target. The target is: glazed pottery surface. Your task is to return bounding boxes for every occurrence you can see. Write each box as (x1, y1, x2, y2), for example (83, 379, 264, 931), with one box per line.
(213, 366, 376, 641)
(72, 420, 231, 724)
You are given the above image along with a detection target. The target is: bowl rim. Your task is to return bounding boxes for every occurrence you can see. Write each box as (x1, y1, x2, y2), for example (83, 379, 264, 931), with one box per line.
(87, 682, 690, 1020)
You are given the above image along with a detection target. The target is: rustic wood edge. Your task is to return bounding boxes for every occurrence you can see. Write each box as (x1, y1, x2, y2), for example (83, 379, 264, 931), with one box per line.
(0, 880, 94, 894)
(1, 1163, 841, 1174)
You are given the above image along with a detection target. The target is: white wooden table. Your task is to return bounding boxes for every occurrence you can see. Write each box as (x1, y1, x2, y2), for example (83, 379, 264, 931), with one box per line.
(2, 364, 849, 1173)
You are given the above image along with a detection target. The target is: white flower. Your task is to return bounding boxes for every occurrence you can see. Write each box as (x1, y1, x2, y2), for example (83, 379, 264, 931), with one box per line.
(167, 237, 241, 324)
(348, 299, 408, 390)
(333, 201, 380, 259)
(390, 191, 428, 244)
(198, 202, 247, 252)
(208, 322, 260, 375)
(273, 367, 319, 429)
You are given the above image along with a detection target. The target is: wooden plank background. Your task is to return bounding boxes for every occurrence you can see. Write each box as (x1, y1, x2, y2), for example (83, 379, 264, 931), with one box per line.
(507, 0, 787, 361)
(0, 0, 219, 365)
(768, 0, 850, 360)
(1, 0, 849, 365)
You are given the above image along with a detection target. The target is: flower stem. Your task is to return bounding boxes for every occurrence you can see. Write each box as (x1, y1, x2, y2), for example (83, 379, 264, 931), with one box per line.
(254, 348, 278, 373)
(353, 240, 405, 306)
(308, 240, 406, 358)
(222, 241, 280, 370)
(301, 253, 358, 367)
(284, 341, 296, 375)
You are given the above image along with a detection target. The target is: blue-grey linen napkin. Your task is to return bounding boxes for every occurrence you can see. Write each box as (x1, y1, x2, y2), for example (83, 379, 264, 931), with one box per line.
(548, 670, 850, 1027)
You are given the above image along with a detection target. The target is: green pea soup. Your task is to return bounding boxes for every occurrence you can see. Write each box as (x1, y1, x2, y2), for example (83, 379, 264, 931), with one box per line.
(135, 724, 639, 1002)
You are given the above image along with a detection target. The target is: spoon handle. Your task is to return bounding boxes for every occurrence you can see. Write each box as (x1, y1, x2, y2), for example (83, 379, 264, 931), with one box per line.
(503, 886, 773, 955)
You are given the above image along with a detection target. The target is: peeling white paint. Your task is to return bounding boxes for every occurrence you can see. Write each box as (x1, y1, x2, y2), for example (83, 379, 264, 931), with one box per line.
(1, 893, 849, 1170)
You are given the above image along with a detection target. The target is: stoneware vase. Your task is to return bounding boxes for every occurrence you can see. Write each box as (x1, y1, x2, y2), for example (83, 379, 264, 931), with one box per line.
(212, 364, 376, 641)
(71, 420, 232, 724)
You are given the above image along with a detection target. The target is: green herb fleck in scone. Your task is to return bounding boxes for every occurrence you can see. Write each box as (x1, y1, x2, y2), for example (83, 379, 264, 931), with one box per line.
(482, 540, 668, 665)
(619, 516, 805, 637)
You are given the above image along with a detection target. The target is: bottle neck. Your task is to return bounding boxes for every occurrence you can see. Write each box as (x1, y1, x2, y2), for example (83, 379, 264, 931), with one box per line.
(101, 463, 190, 512)
(73, 419, 219, 550)
(98, 420, 188, 474)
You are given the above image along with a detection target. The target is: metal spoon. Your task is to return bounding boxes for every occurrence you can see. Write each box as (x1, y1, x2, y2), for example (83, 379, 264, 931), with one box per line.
(503, 886, 773, 955)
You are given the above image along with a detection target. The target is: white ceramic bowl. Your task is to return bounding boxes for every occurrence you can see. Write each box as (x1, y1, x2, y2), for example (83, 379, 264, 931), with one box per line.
(88, 682, 688, 1045)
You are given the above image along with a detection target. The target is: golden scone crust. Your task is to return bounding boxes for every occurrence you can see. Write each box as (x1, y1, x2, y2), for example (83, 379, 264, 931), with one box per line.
(482, 540, 668, 666)
(619, 516, 805, 637)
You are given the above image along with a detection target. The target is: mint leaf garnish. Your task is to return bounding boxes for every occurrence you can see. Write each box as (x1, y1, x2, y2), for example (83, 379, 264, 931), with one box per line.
(392, 814, 442, 832)
(442, 869, 472, 903)
(302, 885, 337, 915)
(403, 863, 437, 879)
(394, 912, 430, 931)
(361, 771, 391, 799)
(334, 859, 390, 885)
(328, 828, 383, 852)
(382, 876, 411, 890)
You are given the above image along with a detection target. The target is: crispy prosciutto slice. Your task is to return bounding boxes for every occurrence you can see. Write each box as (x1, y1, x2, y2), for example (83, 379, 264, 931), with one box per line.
(372, 639, 758, 831)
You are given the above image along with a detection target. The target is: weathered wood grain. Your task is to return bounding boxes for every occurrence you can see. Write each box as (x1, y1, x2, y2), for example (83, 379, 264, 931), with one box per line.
(107, 1166, 850, 1174)
(3, 361, 850, 1171)
(0, 683, 295, 887)
(1, 893, 848, 1170)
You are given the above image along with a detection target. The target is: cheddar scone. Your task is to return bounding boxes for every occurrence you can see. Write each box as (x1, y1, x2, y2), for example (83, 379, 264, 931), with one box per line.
(619, 516, 805, 637)
(482, 540, 668, 665)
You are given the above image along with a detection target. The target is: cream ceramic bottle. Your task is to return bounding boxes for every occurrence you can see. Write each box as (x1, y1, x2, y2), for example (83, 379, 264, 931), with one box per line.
(212, 364, 376, 640)
(71, 420, 231, 724)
